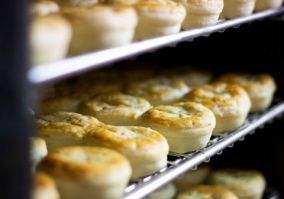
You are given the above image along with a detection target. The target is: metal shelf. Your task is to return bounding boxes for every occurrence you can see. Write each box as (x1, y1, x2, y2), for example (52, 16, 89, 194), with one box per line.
(28, 7, 284, 85)
(123, 100, 284, 199)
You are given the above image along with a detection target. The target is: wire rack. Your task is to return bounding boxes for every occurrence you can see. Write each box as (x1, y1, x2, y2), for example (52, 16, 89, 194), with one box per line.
(28, 7, 284, 85)
(123, 100, 284, 199)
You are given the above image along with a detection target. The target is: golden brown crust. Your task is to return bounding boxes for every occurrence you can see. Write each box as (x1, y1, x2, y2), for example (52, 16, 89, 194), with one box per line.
(127, 77, 190, 105)
(37, 112, 103, 140)
(40, 146, 131, 179)
(40, 92, 85, 113)
(183, 83, 251, 117)
(38, 112, 102, 129)
(33, 172, 57, 192)
(56, 0, 99, 6)
(177, 185, 238, 199)
(207, 169, 266, 199)
(218, 73, 276, 98)
(160, 67, 212, 87)
(85, 125, 167, 153)
(141, 102, 216, 128)
(80, 92, 152, 124)
(33, 172, 59, 199)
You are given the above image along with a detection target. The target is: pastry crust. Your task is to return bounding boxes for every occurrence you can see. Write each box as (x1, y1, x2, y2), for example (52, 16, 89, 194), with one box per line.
(207, 169, 266, 199)
(84, 125, 169, 178)
(160, 67, 212, 87)
(40, 92, 85, 114)
(80, 92, 152, 126)
(126, 77, 190, 106)
(179, 0, 224, 29)
(221, 0, 256, 19)
(30, 14, 72, 65)
(140, 102, 216, 153)
(33, 172, 60, 199)
(184, 83, 251, 134)
(37, 112, 103, 151)
(62, 5, 137, 54)
(176, 185, 238, 199)
(56, 0, 99, 6)
(40, 146, 131, 199)
(218, 73, 276, 112)
(133, 0, 186, 40)
(255, 0, 283, 11)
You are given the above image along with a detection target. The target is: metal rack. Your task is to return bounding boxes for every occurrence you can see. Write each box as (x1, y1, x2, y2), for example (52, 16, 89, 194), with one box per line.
(123, 100, 284, 199)
(28, 7, 284, 85)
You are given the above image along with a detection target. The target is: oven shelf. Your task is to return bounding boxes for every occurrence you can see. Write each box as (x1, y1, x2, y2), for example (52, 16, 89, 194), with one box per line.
(123, 100, 284, 199)
(28, 7, 284, 85)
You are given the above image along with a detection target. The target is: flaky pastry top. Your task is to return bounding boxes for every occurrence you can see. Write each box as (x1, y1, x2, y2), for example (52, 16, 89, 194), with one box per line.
(40, 146, 131, 180)
(177, 185, 238, 199)
(127, 77, 190, 105)
(141, 102, 216, 128)
(81, 92, 152, 119)
(183, 83, 251, 117)
(218, 73, 276, 98)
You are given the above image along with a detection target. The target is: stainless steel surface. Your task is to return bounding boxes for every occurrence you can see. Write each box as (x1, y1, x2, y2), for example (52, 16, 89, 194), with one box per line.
(28, 7, 284, 85)
(123, 101, 284, 199)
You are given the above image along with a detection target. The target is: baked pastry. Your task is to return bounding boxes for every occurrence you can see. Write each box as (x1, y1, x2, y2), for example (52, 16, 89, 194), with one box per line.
(31, 137, 48, 170)
(62, 5, 137, 55)
(221, 0, 256, 19)
(133, 0, 186, 40)
(30, 14, 72, 65)
(40, 146, 131, 199)
(56, 0, 99, 6)
(160, 67, 213, 87)
(179, 0, 223, 29)
(41, 77, 124, 113)
(37, 112, 102, 151)
(33, 172, 60, 199)
(80, 92, 152, 126)
(174, 164, 210, 192)
(31, 0, 60, 16)
(84, 125, 169, 178)
(126, 77, 190, 106)
(255, 0, 283, 11)
(176, 185, 238, 199)
(40, 92, 86, 113)
(207, 169, 266, 199)
(140, 102, 216, 153)
(183, 83, 251, 134)
(146, 183, 177, 199)
(218, 73, 276, 112)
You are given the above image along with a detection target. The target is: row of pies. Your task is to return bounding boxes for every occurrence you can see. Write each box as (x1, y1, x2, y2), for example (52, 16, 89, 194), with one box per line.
(30, 70, 276, 198)
(147, 166, 266, 199)
(31, 145, 266, 199)
(31, 0, 283, 65)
